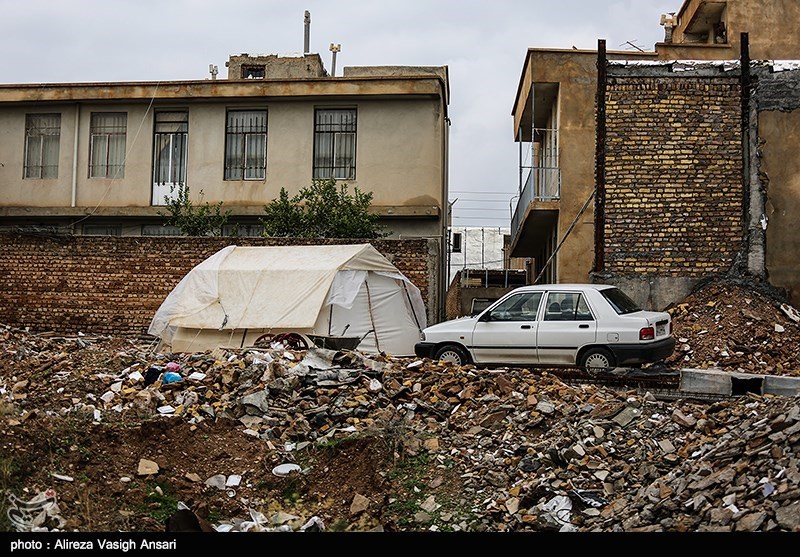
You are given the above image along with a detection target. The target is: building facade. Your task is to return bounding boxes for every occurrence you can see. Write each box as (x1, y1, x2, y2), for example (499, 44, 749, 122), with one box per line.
(0, 52, 451, 317)
(509, 0, 800, 307)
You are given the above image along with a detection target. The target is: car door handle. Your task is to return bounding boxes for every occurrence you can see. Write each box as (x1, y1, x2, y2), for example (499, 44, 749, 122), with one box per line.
(579, 324, 589, 329)
(520, 325, 531, 329)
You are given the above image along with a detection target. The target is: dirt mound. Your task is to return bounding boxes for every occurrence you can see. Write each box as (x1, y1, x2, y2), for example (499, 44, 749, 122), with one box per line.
(665, 280, 800, 375)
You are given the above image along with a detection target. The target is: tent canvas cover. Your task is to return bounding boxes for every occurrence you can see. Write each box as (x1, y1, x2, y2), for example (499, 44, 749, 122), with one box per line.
(148, 244, 427, 356)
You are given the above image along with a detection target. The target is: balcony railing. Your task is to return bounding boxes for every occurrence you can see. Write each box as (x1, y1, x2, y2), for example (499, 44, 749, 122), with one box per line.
(511, 166, 561, 240)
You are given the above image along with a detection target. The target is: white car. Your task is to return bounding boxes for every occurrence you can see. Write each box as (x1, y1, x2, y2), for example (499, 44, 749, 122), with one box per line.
(415, 283, 675, 370)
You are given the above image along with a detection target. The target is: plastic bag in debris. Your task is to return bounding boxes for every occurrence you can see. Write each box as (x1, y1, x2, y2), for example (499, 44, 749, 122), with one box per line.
(7, 490, 66, 532)
(162, 372, 182, 384)
(165, 362, 181, 373)
(144, 365, 164, 387)
(541, 495, 577, 532)
(300, 516, 325, 531)
(570, 489, 608, 508)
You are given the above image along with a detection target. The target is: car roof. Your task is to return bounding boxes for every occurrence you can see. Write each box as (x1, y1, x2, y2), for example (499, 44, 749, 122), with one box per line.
(511, 283, 615, 292)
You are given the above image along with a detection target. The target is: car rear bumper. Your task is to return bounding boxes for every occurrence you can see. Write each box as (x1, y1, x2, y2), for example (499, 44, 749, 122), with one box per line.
(414, 342, 437, 359)
(608, 337, 676, 365)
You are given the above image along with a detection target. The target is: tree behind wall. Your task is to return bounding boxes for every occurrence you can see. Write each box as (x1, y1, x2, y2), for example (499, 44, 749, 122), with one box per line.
(261, 178, 388, 238)
(158, 183, 231, 237)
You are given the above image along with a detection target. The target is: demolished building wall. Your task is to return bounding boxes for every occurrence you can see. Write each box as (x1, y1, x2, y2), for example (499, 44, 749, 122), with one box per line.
(595, 56, 800, 309)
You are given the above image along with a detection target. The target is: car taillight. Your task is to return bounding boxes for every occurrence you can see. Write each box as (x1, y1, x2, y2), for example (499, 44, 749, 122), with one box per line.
(640, 327, 655, 341)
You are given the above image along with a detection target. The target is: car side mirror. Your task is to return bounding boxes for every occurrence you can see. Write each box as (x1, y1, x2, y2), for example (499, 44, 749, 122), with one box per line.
(479, 312, 493, 322)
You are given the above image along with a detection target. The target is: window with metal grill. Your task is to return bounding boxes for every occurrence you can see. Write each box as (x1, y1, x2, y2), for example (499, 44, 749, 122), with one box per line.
(224, 110, 267, 180)
(313, 108, 356, 180)
(153, 111, 188, 186)
(89, 112, 127, 178)
(24, 114, 61, 179)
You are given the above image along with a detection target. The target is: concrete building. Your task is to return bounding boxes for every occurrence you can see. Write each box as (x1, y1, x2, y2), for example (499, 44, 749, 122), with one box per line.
(447, 226, 510, 285)
(0, 50, 450, 317)
(509, 0, 800, 307)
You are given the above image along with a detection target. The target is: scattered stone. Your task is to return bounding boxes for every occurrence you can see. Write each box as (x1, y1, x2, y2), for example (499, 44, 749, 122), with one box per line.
(137, 459, 159, 476)
(350, 493, 370, 515)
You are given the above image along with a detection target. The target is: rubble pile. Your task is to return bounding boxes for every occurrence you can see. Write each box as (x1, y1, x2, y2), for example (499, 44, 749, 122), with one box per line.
(666, 281, 800, 375)
(1, 279, 799, 532)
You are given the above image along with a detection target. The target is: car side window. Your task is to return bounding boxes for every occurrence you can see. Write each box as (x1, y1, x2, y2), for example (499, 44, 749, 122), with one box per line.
(489, 292, 542, 322)
(544, 292, 594, 321)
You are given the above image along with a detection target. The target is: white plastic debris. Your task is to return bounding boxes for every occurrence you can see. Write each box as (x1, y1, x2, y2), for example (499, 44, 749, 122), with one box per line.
(272, 463, 302, 477)
(100, 391, 115, 404)
(541, 495, 576, 532)
(188, 371, 206, 381)
(157, 405, 176, 414)
(7, 490, 66, 532)
(51, 473, 73, 482)
(226, 475, 242, 487)
(406, 360, 424, 369)
(774, 324, 785, 333)
(205, 475, 227, 489)
(128, 370, 144, 382)
(780, 303, 800, 323)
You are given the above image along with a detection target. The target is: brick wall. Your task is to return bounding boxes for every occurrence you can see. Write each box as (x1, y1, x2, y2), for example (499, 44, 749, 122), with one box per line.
(0, 233, 435, 336)
(603, 77, 743, 276)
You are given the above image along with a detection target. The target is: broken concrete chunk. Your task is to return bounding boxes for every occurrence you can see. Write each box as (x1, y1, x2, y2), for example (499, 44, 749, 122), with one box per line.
(137, 459, 159, 476)
(612, 406, 641, 427)
(350, 493, 370, 515)
(672, 409, 697, 429)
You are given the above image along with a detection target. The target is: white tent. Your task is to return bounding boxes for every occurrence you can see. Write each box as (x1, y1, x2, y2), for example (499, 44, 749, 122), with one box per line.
(148, 244, 427, 355)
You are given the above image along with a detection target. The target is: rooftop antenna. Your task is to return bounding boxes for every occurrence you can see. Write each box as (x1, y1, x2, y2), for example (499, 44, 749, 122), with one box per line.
(620, 40, 645, 52)
(208, 64, 218, 80)
(304, 10, 311, 54)
(329, 43, 341, 76)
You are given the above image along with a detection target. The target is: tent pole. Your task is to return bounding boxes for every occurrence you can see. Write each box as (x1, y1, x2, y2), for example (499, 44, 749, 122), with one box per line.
(364, 278, 381, 353)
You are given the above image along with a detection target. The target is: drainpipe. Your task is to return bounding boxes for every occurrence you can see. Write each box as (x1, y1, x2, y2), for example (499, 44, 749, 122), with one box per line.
(71, 102, 80, 209)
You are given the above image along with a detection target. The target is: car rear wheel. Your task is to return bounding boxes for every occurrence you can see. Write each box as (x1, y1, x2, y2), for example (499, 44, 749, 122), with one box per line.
(433, 344, 470, 366)
(580, 347, 615, 372)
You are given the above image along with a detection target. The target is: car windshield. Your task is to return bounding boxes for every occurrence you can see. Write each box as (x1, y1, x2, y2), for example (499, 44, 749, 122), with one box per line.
(601, 287, 642, 315)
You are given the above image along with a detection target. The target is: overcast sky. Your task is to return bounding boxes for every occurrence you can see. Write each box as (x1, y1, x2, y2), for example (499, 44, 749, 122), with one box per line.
(0, 0, 679, 227)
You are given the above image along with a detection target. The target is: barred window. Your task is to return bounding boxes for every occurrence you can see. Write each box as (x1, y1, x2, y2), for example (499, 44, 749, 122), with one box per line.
(142, 224, 182, 236)
(24, 114, 61, 179)
(82, 224, 121, 236)
(313, 108, 356, 180)
(89, 112, 127, 178)
(224, 110, 267, 180)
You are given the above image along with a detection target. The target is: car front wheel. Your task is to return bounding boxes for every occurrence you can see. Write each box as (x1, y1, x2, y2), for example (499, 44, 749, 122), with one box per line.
(433, 344, 470, 366)
(580, 347, 615, 372)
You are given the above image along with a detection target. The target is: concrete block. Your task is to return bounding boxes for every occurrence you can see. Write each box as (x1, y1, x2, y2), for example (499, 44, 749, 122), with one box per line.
(679, 368, 733, 396)
(763, 375, 800, 397)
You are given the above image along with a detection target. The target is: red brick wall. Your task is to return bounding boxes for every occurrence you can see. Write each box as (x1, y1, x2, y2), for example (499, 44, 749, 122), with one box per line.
(0, 234, 434, 336)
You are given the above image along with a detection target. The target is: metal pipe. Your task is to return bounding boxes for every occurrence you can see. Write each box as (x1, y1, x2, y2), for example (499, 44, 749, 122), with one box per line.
(304, 11, 311, 54)
(71, 103, 80, 208)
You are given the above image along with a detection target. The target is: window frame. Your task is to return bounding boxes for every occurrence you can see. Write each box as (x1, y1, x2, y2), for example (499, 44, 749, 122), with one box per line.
(152, 111, 189, 187)
(313, 107, 357, 180)
(23, 113, 61, 179)
(224, 109, 268, 181)
(89, 112, 127, 179)
(452, 232, 462, 253)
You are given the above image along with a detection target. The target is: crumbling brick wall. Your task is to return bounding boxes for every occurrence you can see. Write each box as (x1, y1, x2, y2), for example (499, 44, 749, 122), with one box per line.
(0, 234, 434, 336)
(603, 76, 743, 276)
(445, 272, 461, 320)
